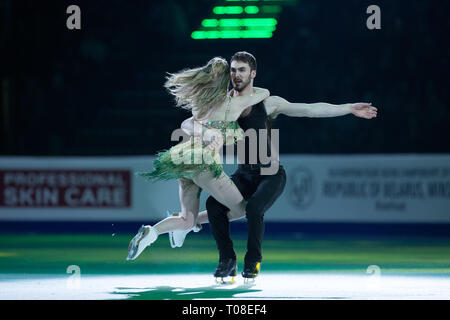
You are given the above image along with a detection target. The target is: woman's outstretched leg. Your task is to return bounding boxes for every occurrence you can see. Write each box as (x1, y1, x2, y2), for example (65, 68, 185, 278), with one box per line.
(127, 178, 200, 259)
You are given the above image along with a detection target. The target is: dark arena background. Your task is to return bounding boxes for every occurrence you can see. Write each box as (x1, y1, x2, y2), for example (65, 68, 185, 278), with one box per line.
(1, 0, 450, 305)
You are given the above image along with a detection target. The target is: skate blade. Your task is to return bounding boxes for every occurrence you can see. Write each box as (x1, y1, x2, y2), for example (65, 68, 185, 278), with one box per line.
(215, 276, 236, 285)
(168, 231, 176, 249)
(243, 277, 256, 285)
(126, 226, 146, 260)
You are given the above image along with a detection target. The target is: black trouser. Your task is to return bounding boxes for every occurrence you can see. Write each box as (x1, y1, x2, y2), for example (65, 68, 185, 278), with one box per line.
(206, 164, 286, 265)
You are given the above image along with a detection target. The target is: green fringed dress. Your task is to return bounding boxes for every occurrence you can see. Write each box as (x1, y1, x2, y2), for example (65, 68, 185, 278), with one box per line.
(137, 120, 243, 182)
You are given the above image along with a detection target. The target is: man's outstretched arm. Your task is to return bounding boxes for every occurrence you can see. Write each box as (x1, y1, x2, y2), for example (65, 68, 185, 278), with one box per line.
(264, 96, 377, 119)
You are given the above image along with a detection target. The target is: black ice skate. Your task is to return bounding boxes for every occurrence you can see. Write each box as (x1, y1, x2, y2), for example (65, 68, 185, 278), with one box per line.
(214, 258, 237, 284)
(242, 261, 261, 284)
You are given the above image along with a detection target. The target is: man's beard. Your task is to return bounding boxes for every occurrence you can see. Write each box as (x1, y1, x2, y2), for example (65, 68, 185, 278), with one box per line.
(232, 75, 251, 92)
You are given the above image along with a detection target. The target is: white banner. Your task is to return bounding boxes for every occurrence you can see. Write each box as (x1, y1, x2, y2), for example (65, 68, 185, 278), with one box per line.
(0, 156, 170, 221)
(274, 154, 450, 223)
(1, 155, 449, 223)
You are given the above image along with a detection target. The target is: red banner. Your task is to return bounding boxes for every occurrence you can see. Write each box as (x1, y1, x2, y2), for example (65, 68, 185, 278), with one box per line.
(0, 169, 131, 208)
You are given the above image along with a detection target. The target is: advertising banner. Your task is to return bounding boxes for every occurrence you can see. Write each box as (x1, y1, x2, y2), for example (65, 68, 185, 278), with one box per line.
(1, 155, 449, 223)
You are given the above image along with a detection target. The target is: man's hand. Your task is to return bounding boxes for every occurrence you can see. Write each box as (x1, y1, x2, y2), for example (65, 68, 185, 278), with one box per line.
(351, 103, 378, 119)
(203, 128, 223, 152)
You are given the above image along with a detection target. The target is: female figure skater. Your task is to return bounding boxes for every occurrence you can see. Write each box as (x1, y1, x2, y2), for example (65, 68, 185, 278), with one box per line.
(126, 57, 269, 260)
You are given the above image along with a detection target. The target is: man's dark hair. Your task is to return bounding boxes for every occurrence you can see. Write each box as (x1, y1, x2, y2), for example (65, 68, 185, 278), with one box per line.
(230, 51, 257, 71)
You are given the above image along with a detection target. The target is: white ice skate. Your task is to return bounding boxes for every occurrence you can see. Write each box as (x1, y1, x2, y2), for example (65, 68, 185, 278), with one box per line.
(168, 224, 202, 248)
(126, 225, 158, 260)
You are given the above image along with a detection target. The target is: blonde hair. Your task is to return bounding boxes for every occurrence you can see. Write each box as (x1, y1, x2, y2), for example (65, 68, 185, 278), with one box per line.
(164, 57, 230, 119)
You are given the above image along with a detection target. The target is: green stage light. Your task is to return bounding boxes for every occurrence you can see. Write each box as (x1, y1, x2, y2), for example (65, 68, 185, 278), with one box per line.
(192, 0, 291, 39)
(242, 18, 277, 27)
(241, 30, 273, 38)
(191, 31, 204, 39)
(216, 18, 277, 28)
(207, 31, 222, 38)
(201, 19, 219, 27)
(218, 18, 242, 27)
(191, 29, 273, 39)
(213, 6, 244, 14)
(227, 6, 244, 14)
(213, 6, 226, 14)
(244, 6, 260, 14)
